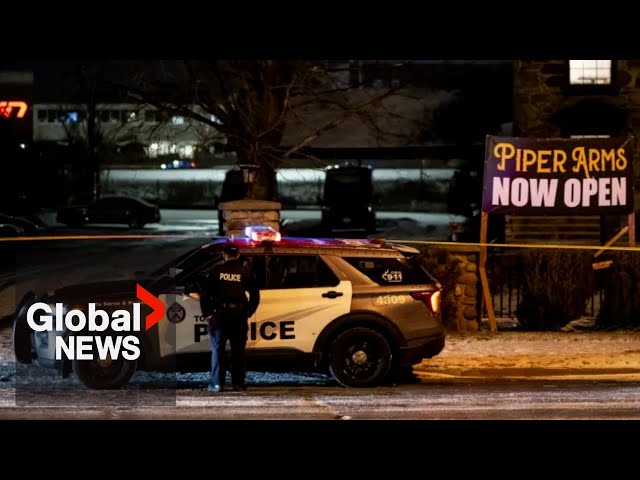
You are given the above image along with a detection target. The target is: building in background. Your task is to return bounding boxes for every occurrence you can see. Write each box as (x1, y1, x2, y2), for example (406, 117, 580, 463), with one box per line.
(0, 71, 34, 147)
(0, 61, 515, 210)
(31, 102, 226, 165)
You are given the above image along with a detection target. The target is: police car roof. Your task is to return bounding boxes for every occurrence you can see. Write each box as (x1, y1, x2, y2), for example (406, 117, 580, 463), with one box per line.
(203, 235, 419, 255)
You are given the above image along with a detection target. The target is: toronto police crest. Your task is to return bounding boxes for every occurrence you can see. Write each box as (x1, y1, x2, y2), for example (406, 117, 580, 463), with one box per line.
(167, 301, 186, 324)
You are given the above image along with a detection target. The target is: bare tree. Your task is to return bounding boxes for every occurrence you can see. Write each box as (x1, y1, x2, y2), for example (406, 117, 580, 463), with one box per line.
(52, 61, 153, 202)
(117, 60, 403, 200)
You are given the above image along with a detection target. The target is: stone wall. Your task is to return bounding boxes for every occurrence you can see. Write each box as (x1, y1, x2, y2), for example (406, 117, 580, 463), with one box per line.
(452, 251, 480, 332)
(219, 199, 281, 238)
(421, 245, 481, 333)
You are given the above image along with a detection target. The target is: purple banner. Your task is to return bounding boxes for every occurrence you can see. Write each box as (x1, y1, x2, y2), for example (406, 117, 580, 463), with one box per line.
(482, 136, 634, 215)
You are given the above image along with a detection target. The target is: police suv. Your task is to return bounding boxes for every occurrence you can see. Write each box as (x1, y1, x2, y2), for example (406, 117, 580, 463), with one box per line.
(12, 226, 445, 389)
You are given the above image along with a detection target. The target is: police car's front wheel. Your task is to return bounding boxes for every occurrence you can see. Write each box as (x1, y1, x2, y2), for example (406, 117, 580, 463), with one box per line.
(73, 355, 137, 390)
(329, 327, 392, 387)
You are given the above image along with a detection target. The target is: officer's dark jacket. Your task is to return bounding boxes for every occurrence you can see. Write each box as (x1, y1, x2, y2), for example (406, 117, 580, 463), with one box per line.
(198, 258, 260, 317)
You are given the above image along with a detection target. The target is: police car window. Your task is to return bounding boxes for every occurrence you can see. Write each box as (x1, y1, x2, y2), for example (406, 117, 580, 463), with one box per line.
(266, 255, 339, 289)
(151, 248, 220, 282)
(247, 255, 267, 289)
(343, 257, 434, 285)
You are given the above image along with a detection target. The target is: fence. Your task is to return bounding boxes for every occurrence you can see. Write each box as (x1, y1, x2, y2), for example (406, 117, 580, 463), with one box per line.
(481, 248, 606, 327)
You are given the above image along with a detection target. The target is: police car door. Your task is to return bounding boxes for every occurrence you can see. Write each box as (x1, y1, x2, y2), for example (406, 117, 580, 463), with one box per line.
(156, 256, 227, 357)
(249, 254, 352, 353)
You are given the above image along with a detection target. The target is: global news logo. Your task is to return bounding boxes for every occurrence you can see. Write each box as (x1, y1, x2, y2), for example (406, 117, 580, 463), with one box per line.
(25, 284, 164, 361)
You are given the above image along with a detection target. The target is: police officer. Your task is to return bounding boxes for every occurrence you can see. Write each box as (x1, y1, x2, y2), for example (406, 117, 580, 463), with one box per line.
(201, 243, 260, 393)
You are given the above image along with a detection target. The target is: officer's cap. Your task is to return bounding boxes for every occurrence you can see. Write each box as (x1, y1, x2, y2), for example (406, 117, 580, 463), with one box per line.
(223, 243, 239, 257)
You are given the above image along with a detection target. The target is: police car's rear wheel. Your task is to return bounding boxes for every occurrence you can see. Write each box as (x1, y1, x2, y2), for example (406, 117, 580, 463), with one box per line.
(73, 355, 137, 390)
(329, 327, 392, 387)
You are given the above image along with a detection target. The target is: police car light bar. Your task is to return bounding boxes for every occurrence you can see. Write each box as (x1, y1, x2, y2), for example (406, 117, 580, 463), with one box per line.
(245, 225, 282, 243)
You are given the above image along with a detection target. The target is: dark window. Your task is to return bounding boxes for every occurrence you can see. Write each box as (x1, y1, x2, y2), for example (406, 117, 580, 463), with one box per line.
(344, 256, 435, 285)
(92, 197, 133, 209)
(99, 110, 110, 122)
(37, 110, 46, 122)
(248, 256, 267, 289)
(151, 247, 219, 279)
(265, 255, 339, 289)
(324, 168, 373, 205)
(47, 110, 57, 123)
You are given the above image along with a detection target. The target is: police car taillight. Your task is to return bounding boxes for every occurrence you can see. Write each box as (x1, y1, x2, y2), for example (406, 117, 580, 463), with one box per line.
(245, 225, 282, 243)
(410, 289, 442, 315)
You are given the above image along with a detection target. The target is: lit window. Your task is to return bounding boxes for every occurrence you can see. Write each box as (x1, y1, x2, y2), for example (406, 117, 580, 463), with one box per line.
(178, 145, 195, 158)
(147, 142, 159, 158)
(148, 141, 171, 156)
(172, 116, 185, 125)
(569, 60, 612, 85)
(122, 111, 136, 122)
(159, 142, 170, 155)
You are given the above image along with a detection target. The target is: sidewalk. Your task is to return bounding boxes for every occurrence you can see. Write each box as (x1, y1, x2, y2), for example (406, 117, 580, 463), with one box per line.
(414, 330, 640, 382)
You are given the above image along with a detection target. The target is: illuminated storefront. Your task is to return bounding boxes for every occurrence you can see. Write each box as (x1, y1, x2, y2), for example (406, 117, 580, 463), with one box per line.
(0, 71, 33, 145)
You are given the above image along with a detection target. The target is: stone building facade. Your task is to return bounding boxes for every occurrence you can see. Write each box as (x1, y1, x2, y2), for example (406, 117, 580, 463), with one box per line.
(513, 60, 640, 196)
(511, 60, 640, 244)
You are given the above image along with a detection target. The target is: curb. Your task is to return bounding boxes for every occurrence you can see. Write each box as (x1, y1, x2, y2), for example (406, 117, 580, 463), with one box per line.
(415, 368, 640, 382)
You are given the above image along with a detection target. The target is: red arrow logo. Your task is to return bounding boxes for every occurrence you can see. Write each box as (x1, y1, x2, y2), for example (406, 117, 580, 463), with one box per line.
(136, 283, 165, 330)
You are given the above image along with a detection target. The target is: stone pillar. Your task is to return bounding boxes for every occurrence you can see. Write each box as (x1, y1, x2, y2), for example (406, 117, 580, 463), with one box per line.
(219, 199, 281, 238)
(421, 245, 481, 333)
(452, 253, 480, 332)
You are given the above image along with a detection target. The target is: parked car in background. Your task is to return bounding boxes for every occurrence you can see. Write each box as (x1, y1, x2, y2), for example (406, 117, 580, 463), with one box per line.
(0, 224, 24, 237)
(56, 195, 161, 229)
(0, 213, 42, 236)
(319, 163, 377, 234)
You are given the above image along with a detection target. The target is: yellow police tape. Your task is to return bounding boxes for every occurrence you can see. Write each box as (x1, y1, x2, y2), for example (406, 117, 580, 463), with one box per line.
(0, 234, 202, 242)
(0, 233, 639, 253)
(389, 239, 640, 252)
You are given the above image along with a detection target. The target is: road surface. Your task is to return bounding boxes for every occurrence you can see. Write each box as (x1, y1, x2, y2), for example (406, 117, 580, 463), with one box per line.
(2, 376, 640, 419)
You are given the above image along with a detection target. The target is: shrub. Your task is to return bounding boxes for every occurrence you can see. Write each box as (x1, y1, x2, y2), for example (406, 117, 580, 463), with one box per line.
(515, 249, 595, 331)
(595, 251, 640, 330)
